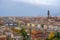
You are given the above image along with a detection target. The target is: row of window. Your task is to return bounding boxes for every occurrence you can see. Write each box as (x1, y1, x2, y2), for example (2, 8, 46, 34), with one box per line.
(5, 23, 18, 26)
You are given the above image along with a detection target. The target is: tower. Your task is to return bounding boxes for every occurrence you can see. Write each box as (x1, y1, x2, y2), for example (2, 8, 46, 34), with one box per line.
(48, 10, 50, 19)
(47, 10, 50, 29)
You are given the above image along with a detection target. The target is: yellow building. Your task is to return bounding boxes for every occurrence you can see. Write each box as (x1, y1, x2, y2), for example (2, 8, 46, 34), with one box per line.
(27, 23, 30, 26)
(31, 23, 35, 27)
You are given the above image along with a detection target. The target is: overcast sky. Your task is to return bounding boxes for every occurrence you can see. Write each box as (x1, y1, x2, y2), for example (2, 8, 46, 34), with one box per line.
(0, 0, 60, 16)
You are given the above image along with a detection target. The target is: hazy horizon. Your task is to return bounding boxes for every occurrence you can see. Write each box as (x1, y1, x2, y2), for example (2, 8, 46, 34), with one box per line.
(0, 0, 60, 16)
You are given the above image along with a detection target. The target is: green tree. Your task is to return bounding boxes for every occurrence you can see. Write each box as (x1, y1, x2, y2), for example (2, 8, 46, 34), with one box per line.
(41, 24, 44, 28)
(55, 32, 60, 39)
(21, 28, 27, 40)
